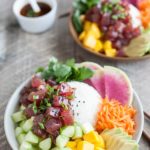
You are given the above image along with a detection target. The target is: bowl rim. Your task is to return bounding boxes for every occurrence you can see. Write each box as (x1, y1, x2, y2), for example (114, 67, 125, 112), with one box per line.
(69, 13, 150, 61)
(4, 77, 144, 149)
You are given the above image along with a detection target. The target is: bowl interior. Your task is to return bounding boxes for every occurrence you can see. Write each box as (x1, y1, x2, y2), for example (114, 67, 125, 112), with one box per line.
(4, 79, 144, 150)
(69, 14, 150, 61)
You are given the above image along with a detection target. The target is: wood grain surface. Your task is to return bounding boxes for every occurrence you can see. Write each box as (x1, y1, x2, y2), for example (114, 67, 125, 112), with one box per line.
(0, 0, 149, 149)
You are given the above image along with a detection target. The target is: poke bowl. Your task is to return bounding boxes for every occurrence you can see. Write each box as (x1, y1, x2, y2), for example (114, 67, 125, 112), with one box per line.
(69, 0, 150, 60)
(4, 58, 144, 150)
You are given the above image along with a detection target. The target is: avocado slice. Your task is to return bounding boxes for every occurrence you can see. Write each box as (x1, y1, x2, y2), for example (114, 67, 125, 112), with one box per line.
(101, 128, 139, 150)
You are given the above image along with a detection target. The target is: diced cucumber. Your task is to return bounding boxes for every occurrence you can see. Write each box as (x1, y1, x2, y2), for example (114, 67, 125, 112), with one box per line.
(81, 122, 94, 134)
(12, 111, 26, 123)
(15, 127, 23, 137)
(56, 135, 69, 148)
(19, 120, 26, 129)
(72, 125, 83, 139)
(20, 105, 26, 111)
(39, 137, 51, 150)
(19, 141, 32, 150)
(51, 147, 60, 150)
(22, 117, 33, 132)
(61, 126, 75, 138)
(25, 131, 39, 144)
(17, 133, 26, 144)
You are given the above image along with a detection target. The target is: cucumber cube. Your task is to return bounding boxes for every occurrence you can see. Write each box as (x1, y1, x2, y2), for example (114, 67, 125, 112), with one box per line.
(12, 111, 26, 123)
(72, 125, 83, 139)
(20, 105, 26, 111)
(56, 135, 69, 148)
(39, 137, 51, 150)
(22, 118, 33, 132)
(20, 141, 32, 150)
(25, 131, 39, 144)
(15, 127, 23, 137)
(61, 126, 75, 138)
(19, 121, 25, 129)
(51, 147, 60, 150)
(17, 133, 26, 144)
(81, 122, 94, 134)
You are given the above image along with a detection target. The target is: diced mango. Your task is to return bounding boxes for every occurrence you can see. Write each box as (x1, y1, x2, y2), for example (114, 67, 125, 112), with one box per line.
(93, 40, 103, 52)
(66, 141, 77, 149)
(84, 21, 92, 31)
(94, 147, 105, 150)
(90, 23, 101, 39)
(105, 48, 117, 57)
(77, 141, 94, 150)
(79, 31, 86, 41)
(94, 135, 105, 149)
(75, 139, 82, 144)
(83, 35, 97, 49)
(103, 41, 112, 50)
(83, 131, 100, 144)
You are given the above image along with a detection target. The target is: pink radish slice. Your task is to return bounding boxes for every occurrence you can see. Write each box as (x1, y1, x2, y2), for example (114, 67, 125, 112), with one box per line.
(104, 66, 133, 105)
(80, 62, 105, 98)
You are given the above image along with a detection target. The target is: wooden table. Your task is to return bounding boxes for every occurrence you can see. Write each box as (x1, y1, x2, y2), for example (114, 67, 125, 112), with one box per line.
(0, 0, 149, 149)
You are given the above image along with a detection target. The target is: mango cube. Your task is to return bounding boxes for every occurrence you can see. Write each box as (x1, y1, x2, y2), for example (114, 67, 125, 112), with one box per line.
(66, 141, 77, 149)
(90, 23, 101, 39)
(79, 31, 86, 41)
(83, 34, 97, 49)
(103, 41, 112, 50)
(105, 48, 117, 57)
(94, 135, 105, 148)
(95, 147, 105, 150)
(84, 21, 92, 31)
(93, 40, 103, 52)
(83, 131, 100, 144)
(77, 141, 94, 150)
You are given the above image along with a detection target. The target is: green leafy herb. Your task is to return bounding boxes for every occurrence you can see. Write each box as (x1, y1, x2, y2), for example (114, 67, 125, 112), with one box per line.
(61, 103, 68, 110)
(33, 95, 39, 100)
(72, 0, 99, 33)
(39, 98, 51, 111)
(36, 67, 45, 73)
(39, 122, 45, 129)
(27, 9, 37, 17)
(36, 57, 93, 83)
(32, 101, 38, 114)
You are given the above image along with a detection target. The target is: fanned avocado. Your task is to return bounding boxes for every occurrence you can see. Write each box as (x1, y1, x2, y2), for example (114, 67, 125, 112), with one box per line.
(124, 31, 150, 57)
(101, 128, 139, 150)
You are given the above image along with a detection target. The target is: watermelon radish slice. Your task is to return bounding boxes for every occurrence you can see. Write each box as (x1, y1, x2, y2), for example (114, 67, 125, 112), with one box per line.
(79, 62, 133, 105)
(104, 66, 133, 105)
(79, 62, 105, 98)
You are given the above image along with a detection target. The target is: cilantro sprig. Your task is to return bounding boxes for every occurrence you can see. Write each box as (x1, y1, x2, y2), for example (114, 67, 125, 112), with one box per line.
(36, 57, 93, 83)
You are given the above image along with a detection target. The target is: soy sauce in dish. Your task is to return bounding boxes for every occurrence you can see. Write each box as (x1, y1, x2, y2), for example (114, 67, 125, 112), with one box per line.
(20, 2, 51, 17)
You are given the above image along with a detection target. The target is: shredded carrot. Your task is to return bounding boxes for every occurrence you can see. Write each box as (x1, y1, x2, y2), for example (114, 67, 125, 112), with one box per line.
(96, 98, 136, 136)
(138, 0, 150, 28)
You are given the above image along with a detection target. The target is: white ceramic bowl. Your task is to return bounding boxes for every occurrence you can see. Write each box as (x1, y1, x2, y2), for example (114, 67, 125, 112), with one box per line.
(13, 0, 57, 33)
(4, 78, 144, 150)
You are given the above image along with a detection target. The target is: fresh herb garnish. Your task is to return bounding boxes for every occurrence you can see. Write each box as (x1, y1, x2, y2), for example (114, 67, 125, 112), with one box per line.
(38, 122, 45, 129)
(36, 57, 93, 83)
(32, 101, 38, 114)
(27, 9, 37, 17)
(39, 98, 51, 111)
(72, 0, 99, 33)
(33, 95, 39, 100)
(61, 103, 68, 110)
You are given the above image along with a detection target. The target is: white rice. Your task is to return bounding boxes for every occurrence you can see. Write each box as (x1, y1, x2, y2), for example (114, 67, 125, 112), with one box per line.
(68, 81, 102, 127)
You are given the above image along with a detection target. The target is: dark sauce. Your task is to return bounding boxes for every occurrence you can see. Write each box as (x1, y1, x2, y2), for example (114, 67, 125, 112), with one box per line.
(20, 2, 51, 17)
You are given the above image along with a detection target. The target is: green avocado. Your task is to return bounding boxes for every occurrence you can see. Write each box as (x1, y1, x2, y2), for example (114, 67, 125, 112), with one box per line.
(124, 31, 150, 57)
(101, 128, 139, 150)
